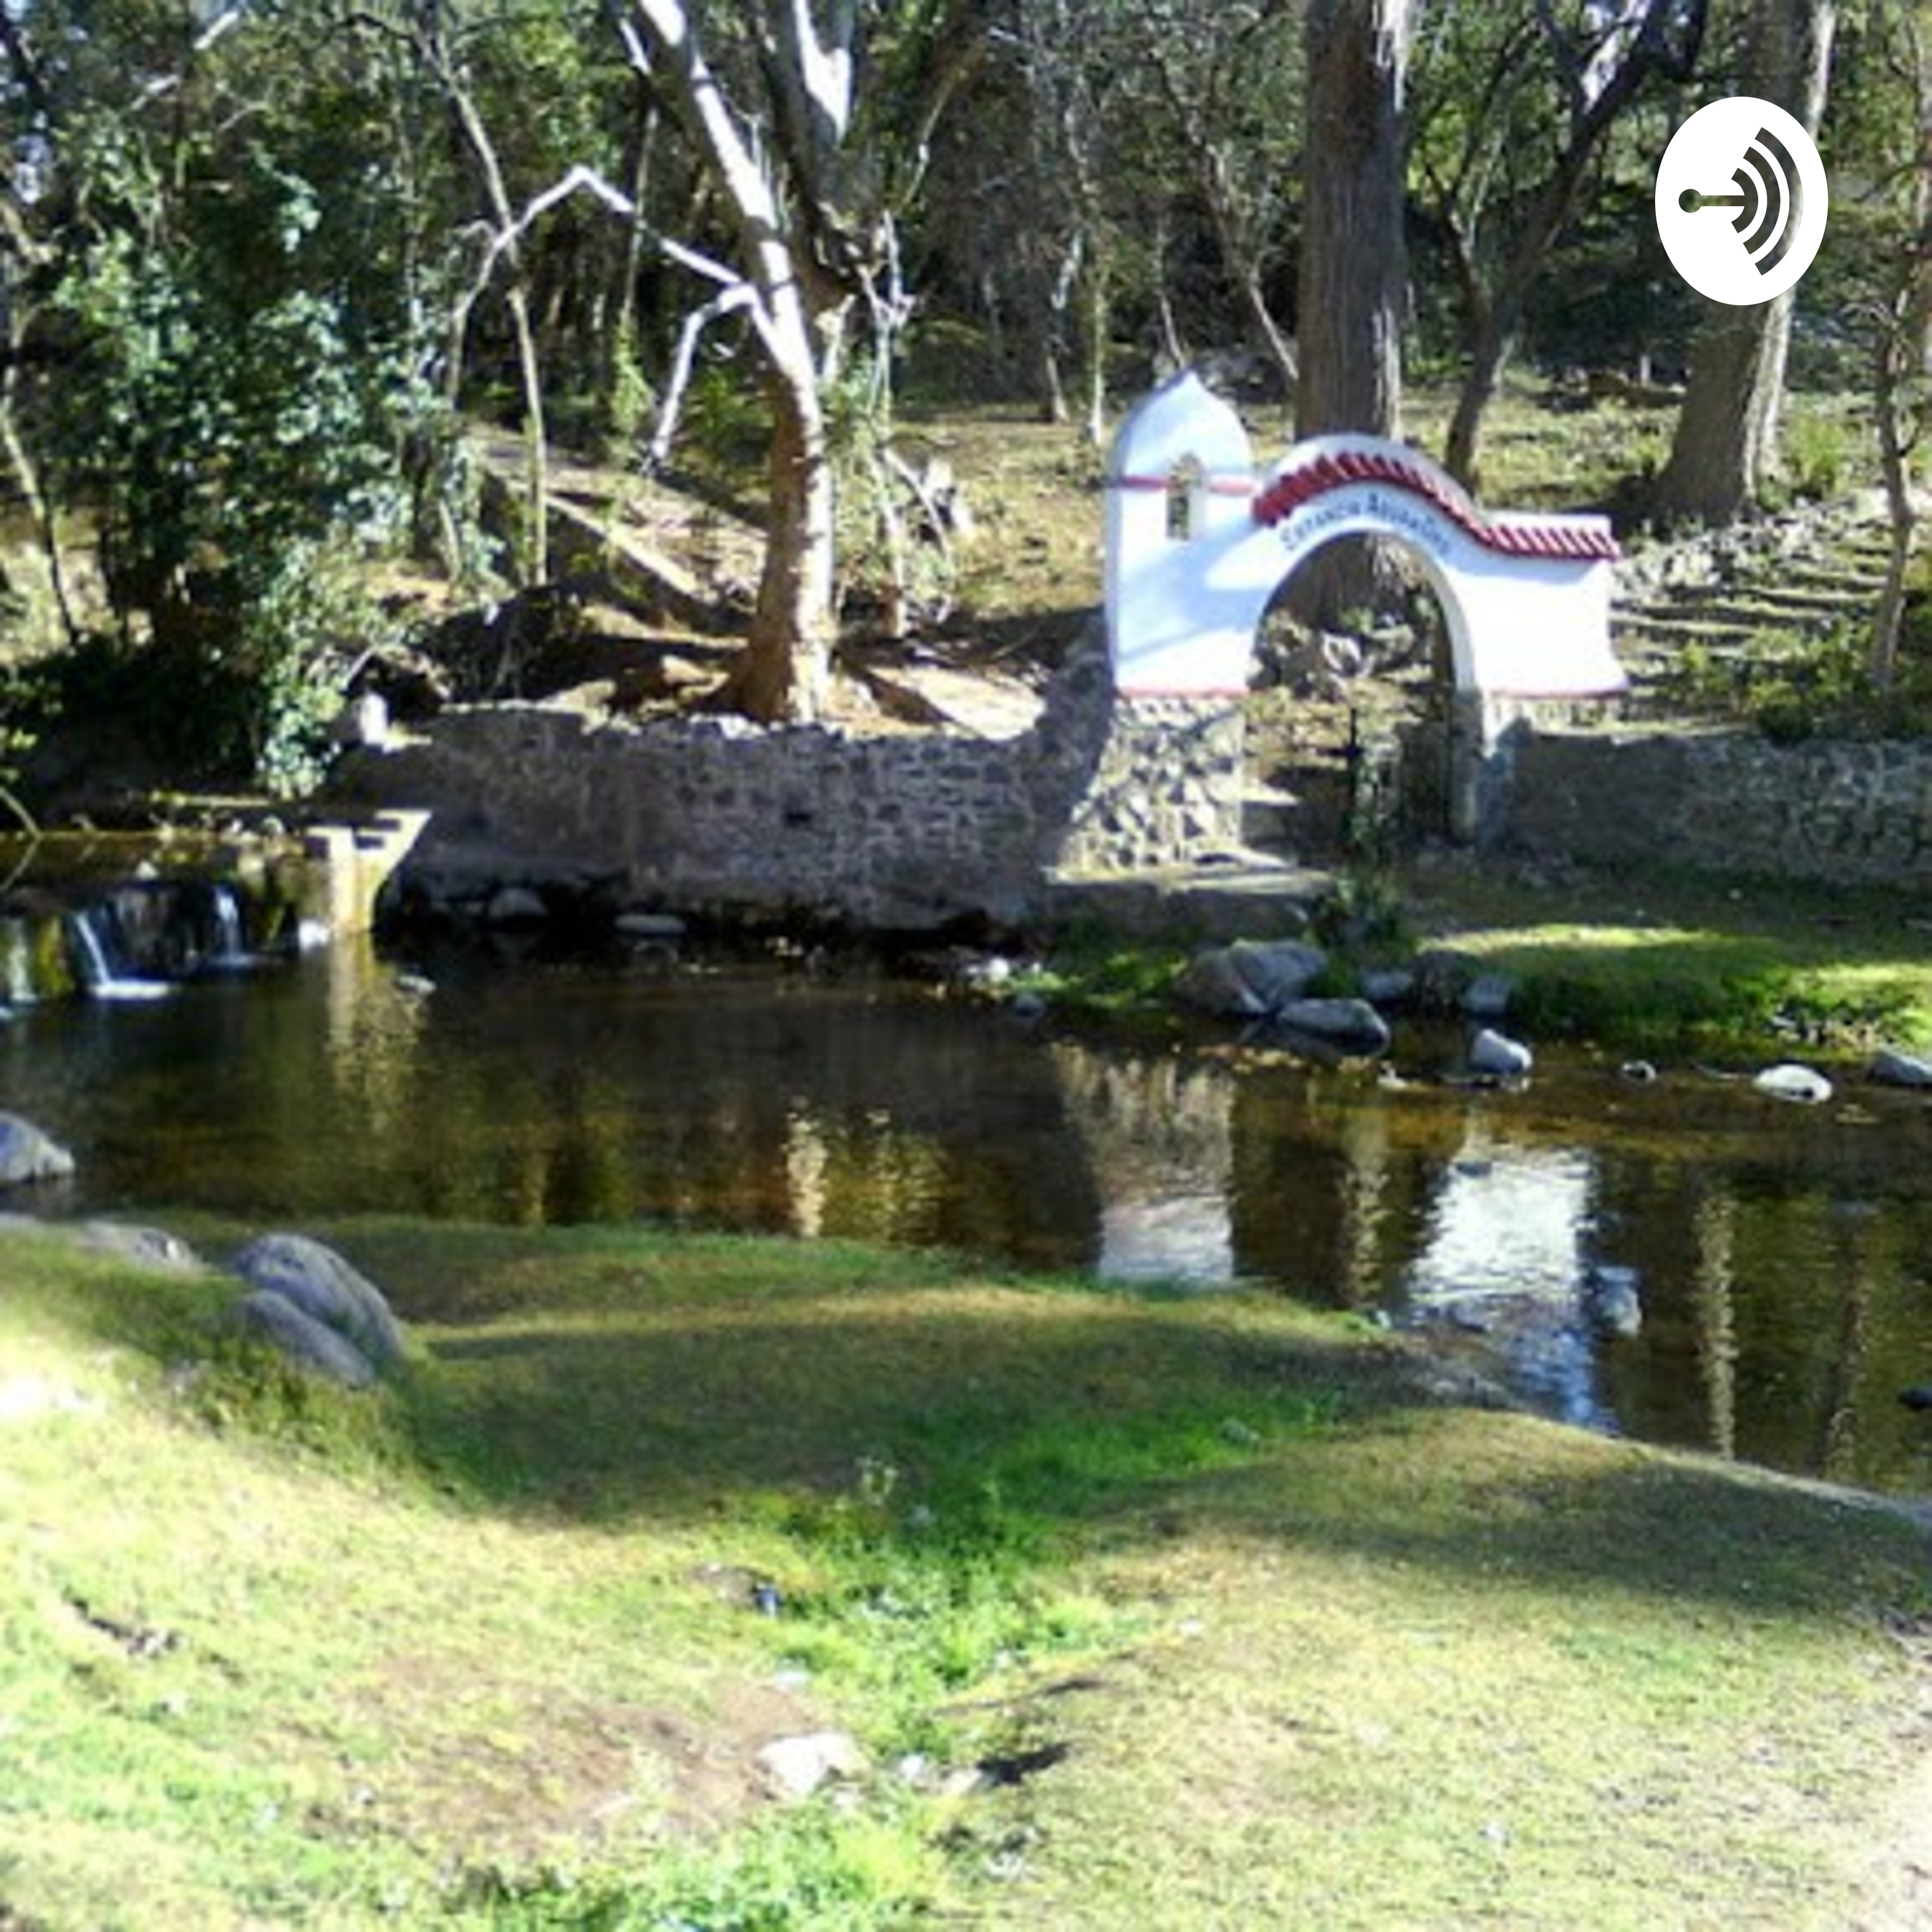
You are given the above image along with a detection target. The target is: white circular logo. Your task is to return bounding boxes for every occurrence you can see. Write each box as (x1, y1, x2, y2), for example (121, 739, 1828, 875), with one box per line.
(1654, 96, 1829, 305)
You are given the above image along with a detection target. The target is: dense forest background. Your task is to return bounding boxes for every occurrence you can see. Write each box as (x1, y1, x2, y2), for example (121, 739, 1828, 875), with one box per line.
(0, 0, 1923, 794)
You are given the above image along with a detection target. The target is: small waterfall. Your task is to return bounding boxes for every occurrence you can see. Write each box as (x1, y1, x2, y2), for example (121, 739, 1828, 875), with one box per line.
(202, 882, 255, 972)
(66, 904, 171, 1002)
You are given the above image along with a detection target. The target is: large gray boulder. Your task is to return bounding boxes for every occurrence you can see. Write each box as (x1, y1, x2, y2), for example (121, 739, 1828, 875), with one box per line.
(228, 1290, 377, 1388)
(230, 1233, 405, 1372)
(0, 1113, 75, 1189)
(1275, 998, 1393, 1058)
(1177, 940, 1328, 1018)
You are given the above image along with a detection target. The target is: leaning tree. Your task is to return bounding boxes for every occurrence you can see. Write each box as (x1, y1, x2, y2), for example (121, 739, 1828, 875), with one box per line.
(621, 0, 980, 723)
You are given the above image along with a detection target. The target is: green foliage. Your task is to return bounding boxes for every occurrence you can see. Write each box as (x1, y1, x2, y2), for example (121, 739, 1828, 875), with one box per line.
(37, 113, 421, 791)
(1670, 625, 1932, 745)
(450, 1799, 940, 1929)
(1774, 408, 1855, 506)
(1314, 868, 1408, 954)
(1012, 936, 1189, 1016)
(232, 540, 398, 799)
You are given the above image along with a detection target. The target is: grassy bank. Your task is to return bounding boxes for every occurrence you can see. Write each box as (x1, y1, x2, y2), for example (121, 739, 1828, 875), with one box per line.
(1405, 859, 1932, 1055)
(3, 1217, 1929, 1927)
(1018, 862, 1932, 1058)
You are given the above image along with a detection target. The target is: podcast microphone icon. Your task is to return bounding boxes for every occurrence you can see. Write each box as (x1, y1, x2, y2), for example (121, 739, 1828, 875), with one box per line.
(1676, 125, 1804, 274)
(1655, 98, 1828, 305)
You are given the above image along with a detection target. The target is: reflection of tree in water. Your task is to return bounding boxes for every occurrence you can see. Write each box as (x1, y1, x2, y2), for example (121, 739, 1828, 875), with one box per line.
(1050, 1045, 1236, 1283)
(1228, 1069, 1433, 1312)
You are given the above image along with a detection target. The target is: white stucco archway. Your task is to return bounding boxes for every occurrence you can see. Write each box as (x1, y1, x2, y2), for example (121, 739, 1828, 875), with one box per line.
(1103, 372, 1627, 704)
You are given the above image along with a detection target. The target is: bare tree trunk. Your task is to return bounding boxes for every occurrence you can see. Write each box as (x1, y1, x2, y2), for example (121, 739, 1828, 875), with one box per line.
(1202, 149, 1298, 398)
(1294, 0, 1412, 623)
(1869, 305, 1924, 685)
(1868, 6, 1930, 686)
(627, 0, 852, 722)
(1655, 0, 1837, 524)
(733, 382, 837, 719)
(1431, 3, 1709, 488)
(1443, 313, 1507, 489)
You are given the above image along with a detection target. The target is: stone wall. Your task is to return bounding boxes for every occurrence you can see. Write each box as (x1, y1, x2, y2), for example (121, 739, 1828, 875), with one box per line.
(332, 636, 1249, 931)
(1483, 723, 1932, 884)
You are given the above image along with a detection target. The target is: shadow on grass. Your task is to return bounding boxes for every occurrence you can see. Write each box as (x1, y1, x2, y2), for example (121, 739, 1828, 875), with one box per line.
(392, 1273, 1928, 1627)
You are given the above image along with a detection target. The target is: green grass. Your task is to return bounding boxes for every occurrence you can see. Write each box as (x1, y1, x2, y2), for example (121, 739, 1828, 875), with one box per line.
(1405, 860, 1932, 1053)
(3, 1217, 1929, 1927)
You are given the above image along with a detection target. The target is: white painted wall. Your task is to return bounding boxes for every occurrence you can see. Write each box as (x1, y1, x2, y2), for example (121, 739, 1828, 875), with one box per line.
(1104, 373, 1627, 703)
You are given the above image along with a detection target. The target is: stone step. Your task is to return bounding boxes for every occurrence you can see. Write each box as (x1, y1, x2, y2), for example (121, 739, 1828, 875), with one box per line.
(1043, 858, 1339, 943)
(1239, 785, 1300, 851)
(1652, 585, 1875, 621)
(1612, 613, 1761, 650)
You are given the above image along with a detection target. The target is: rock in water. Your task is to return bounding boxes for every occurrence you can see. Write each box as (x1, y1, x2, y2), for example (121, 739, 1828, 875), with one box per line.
(1871, 1047, 1932, 1090)
(228, 1290, 377, 1388)
(0, 1113, 76, 1189)
(1463, 973, 1519, 1021)
(1753, 1063, 1833, 1106)
(231, 1234, 406, 1371)
(1275, 998, 1394, 1058)
(1469, 1028, 1535, 1079)
(1176, 940, 1328, 1018)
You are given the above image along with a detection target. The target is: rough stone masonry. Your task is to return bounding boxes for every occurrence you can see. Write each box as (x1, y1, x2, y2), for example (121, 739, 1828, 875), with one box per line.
(332, 631, 1250, 931)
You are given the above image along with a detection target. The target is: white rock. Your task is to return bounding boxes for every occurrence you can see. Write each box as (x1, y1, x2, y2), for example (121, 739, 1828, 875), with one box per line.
(1470, 1028, 1535, 1079)
(0, 1113, 75, 1189)
(1754, 1063, 1833, 1105)
(755, 1731, 867, 1801)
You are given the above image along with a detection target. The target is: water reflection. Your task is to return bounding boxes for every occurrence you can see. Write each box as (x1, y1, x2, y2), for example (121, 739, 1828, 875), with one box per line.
(6, 940, 1932, 1494)
(1057, 1048, 1235, 1284)
(1401, 1135, 1613, 1432)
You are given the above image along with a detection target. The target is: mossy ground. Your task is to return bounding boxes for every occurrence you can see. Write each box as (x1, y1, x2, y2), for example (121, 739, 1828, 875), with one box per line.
(4, 1217, 1929, 1927)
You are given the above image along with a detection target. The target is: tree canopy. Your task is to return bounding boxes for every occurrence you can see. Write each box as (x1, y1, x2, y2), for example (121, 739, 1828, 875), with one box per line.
(0, 0, 1920, 766)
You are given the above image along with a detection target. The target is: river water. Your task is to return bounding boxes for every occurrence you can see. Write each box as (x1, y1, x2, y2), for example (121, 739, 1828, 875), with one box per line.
(7, 938, 1932, 1495)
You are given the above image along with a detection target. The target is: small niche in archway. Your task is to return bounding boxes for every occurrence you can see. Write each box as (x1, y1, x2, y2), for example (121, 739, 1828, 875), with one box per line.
(1165, 455, 1206, 542)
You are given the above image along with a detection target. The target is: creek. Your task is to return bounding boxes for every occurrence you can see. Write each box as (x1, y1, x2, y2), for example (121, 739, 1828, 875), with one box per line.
(6, 936, 1932, 1495)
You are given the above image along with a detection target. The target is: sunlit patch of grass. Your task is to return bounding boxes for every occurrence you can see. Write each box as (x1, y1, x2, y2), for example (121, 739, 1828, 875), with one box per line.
(1408, 863, 1932, 1050)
